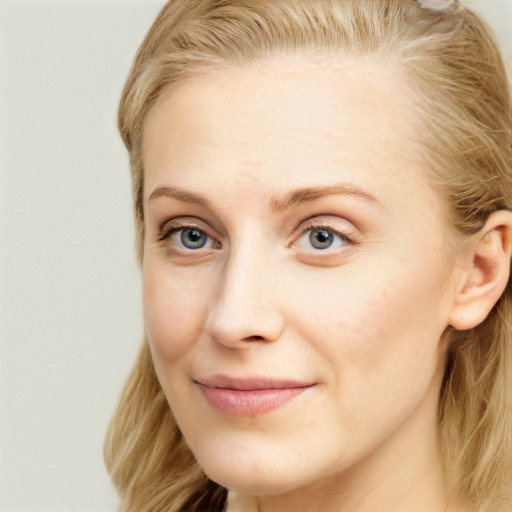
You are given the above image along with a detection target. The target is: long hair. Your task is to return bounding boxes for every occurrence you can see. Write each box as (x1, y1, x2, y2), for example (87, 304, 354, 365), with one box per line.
(104, 1, 512, 510)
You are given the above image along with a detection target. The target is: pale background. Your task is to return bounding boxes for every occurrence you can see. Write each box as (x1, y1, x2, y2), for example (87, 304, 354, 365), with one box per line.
(0, 1, 510, 511)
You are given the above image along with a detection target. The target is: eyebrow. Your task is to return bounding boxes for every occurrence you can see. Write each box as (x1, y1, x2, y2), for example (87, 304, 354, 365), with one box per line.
(148, 186, 209, 206)
(270, 183, 382, 213)
(147, 183, 382, 212)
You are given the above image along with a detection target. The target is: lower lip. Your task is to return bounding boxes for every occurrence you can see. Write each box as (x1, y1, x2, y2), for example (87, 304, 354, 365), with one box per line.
(199, 386, 310, 416)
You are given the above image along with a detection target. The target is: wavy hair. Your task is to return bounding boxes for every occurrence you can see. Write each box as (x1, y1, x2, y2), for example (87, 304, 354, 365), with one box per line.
(104, 1, 512, 510)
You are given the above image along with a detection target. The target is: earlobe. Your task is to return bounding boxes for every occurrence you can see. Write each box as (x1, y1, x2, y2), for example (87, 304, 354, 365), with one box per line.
(449, 210, 512, 331)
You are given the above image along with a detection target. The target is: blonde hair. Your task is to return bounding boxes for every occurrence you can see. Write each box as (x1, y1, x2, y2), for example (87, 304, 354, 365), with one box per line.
(104, 1, 512, 510)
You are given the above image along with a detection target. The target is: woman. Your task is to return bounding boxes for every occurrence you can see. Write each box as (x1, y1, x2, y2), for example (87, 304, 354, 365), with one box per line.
(104, 1, 512, 510)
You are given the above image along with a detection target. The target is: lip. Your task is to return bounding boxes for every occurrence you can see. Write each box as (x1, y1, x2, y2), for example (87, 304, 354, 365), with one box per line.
(195, 375, 315, 416)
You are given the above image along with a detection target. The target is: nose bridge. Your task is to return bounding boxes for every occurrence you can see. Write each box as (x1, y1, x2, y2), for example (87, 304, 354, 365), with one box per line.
(205, 232, 284, 346)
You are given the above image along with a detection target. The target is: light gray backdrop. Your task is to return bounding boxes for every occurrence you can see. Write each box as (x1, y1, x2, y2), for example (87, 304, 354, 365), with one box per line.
(0, 1, 511, 511)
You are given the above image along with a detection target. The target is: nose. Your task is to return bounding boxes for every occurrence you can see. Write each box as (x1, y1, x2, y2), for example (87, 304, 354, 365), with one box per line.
(205, 243, 285, 348)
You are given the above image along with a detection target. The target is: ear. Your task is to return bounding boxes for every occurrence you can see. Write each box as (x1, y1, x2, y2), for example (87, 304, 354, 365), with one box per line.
(449, 210, 512, 331)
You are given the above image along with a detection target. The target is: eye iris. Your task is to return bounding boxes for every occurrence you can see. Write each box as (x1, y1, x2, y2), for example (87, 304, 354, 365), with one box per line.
(309, 228, 334, 249)
(181, 229, 207, 249)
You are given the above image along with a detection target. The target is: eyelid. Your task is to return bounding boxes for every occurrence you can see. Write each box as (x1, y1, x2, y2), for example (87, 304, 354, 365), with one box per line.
(290, 215, 358, 253)
(158, 217, 211, 240)
(295, 215, 356, 238)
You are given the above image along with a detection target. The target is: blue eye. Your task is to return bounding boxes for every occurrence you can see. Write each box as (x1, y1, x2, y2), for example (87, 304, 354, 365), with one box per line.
(180, 228, 208, 249)
(168, 227, 216, 250)
(297, 226, 348, 251)
(309, 228, 335, 249)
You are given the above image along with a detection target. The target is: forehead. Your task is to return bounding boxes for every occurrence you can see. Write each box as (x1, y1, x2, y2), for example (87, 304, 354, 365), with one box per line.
(141, 54, 429, 206)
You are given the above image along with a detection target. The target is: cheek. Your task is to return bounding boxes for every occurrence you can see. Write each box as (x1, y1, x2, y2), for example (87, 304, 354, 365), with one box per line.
(298, 267, 449, 438)
(142, 262, 209, 362)
(291, 249, 452, 383)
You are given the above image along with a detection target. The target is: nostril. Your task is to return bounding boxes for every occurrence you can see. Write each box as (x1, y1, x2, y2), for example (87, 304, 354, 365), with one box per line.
(242, 335, 266, 342)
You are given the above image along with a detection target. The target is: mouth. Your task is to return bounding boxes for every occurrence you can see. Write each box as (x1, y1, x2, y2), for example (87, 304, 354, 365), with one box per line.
(194, 375, 316, 417)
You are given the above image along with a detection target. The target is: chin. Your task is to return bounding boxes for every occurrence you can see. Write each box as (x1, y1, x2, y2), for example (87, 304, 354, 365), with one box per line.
(199, 455, 312, 496)
(187, 423, 351, 497)
(210, 471, 302, 497)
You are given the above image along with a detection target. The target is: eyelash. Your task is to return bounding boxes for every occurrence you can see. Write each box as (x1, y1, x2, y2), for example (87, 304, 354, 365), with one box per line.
(158, 221, 354, 252)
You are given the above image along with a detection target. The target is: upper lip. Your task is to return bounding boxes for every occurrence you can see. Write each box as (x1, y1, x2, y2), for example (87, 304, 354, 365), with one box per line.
(194, 374, 315, 391)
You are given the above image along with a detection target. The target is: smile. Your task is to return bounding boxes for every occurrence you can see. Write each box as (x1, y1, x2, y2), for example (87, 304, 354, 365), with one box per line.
(195, 376, 315, 416)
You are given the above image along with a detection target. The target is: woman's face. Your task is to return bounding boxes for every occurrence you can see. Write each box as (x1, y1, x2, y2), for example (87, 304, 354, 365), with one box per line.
(141, 56, 462, 498)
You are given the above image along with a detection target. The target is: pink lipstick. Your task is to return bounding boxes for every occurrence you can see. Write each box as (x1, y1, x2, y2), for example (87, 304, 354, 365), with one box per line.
(195, 376, 314, 416)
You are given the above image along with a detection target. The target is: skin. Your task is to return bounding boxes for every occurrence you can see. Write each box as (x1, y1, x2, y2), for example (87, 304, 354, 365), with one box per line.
(141, 55, 478, 512)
